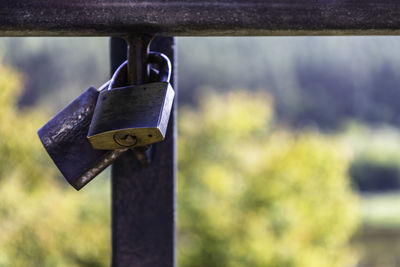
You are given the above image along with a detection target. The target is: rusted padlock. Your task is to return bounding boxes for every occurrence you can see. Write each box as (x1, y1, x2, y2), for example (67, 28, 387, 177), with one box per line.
(37, 82, 128, 190)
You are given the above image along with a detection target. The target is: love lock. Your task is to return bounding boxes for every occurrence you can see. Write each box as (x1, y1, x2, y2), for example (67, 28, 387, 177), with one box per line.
(87, 52, 175, 150)
(37, 50, 173, 189)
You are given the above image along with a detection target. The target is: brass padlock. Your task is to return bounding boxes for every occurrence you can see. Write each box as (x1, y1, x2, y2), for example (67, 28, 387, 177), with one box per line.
(87, 52, 175, 150)
(37, 56, 164, 189)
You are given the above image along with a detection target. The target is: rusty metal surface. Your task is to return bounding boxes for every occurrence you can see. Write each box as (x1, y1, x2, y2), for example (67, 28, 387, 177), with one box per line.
(2, 0, 400, 36)
(111, 37, 176, 267)
(38, 86, 126, 190)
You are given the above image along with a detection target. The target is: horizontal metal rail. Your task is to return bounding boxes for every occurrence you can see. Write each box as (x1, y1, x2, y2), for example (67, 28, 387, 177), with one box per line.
(1, 0, 400, 36)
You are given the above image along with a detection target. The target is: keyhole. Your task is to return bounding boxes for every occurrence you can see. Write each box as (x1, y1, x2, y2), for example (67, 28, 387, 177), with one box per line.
(113, 133, 138, 147)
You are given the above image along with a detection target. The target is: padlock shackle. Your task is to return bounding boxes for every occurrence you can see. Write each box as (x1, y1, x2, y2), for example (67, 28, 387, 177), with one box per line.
(148, 52, 172, 83)
(108, 52, 172, 90)
(96, 80, 111, 92)
(109, 60, 128, 90)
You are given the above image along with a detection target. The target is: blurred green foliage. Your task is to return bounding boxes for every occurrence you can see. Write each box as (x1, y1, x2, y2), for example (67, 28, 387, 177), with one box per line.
(178, 90, 359, 267)
(340, 124, 400, 192)
(0, 62, 110, 267)
(0, 37, 109, 109)
(0, 57, 360, 266)
(0, 36, 396, 267)
(3, 37, 400, 130)
(178, 37, 400, 129)
(350, 159, 400, 192)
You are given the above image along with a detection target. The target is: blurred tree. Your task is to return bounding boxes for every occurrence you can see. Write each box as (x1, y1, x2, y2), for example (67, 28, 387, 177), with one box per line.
(0, 57, 360, 266)
(3, 37, 400, 130)
(350, 158, 400, 192)
(0, 37, 109, 110)
(0, 60, 110, 267)
(178, 37, 400, 130)
(178, 90, 360, 267)
(342, 124, 400, 192)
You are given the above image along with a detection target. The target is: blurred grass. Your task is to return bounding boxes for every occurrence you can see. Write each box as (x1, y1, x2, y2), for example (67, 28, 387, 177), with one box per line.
(361, 193, 400, 227)
(353, 226, 400, 267)
(338, 124, 400, 267)
(353, 193, 400, 267)
(341, 123, 400, 165)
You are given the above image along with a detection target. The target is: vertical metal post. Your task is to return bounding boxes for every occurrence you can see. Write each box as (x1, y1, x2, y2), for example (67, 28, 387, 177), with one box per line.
(110, 37, 176, 267)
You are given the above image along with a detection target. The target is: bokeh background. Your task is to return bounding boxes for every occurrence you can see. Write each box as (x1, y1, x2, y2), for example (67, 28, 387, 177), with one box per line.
(1, 37, 400, 266)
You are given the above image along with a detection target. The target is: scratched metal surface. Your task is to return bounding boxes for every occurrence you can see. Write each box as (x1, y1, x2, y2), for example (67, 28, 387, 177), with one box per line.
(37, 86, 126, 190)
(1, 0, 400, 36)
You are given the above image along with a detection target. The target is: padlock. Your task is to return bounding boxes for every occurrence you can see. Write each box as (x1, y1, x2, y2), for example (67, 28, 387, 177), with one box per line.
(37, 60, 167, 190)
(87, 52, 175, 150)
(37, 82, 127, 190)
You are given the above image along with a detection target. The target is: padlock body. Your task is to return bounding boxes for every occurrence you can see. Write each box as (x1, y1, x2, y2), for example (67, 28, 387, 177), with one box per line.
(38, 87, 114, 190)
(87, 82, 175, 150)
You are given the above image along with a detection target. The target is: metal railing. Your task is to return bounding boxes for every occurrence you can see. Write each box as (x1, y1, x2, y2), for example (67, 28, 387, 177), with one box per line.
(1, 1, 399, 267)
(1, 0, 400, 36)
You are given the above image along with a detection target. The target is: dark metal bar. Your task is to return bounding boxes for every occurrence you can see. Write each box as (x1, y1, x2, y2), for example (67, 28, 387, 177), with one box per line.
(2, 0, 400, 36)
(126, 35, 152, 86)
(111, 37, 176, 267)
